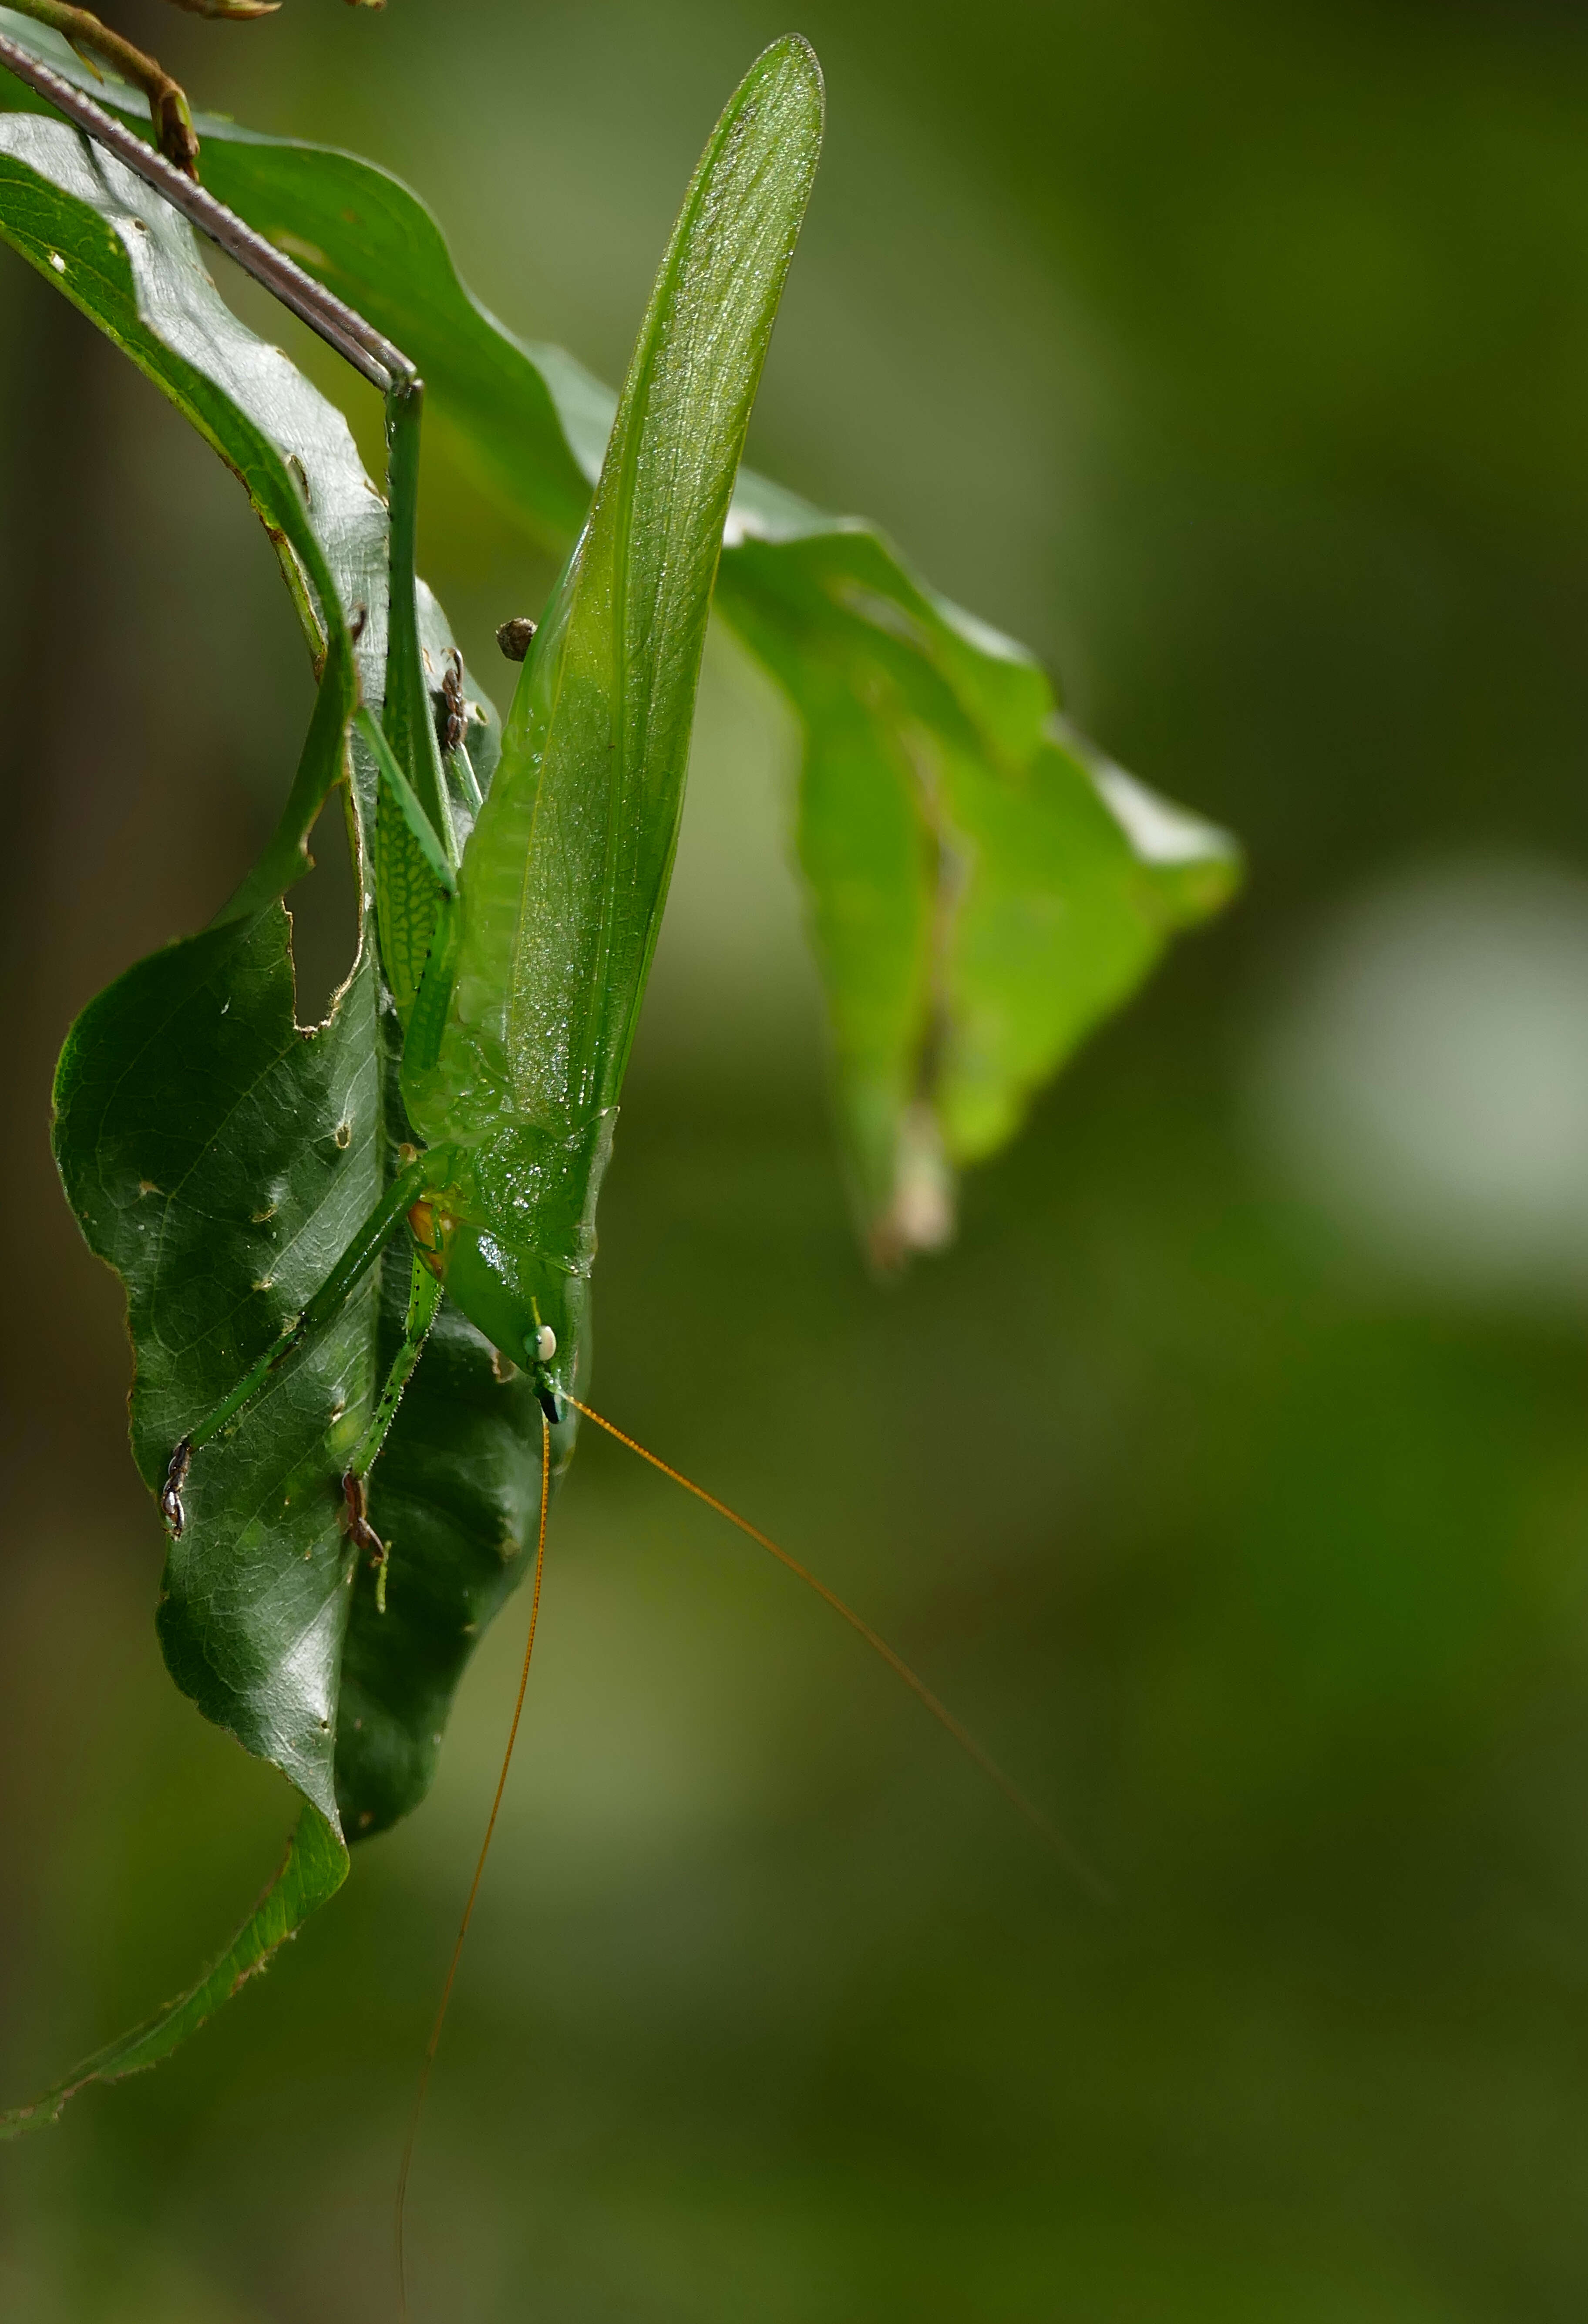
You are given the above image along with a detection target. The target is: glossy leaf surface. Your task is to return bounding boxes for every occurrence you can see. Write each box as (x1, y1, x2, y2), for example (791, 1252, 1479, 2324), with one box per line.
(0, 98, 533, 2125)
(57, 911, 383, 1821)
(146, 79, 1240, 1253)
(0, 104, 361, 918)
(0, 10, 1239, 2127)
(0, 12, 1238, 1255)
(0, 14, 1239, 1255)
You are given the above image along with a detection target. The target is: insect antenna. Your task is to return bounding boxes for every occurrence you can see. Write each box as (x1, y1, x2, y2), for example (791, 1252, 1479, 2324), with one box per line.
(566, 1396, 1110, 1903)
(396, 1409, 553, 2316)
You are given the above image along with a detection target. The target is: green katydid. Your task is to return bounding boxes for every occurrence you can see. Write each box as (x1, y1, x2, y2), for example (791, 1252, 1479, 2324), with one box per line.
(143, 26, 1065, 1837)
(158, 33, 828, 1554)
(0, 21, 1090, 2171)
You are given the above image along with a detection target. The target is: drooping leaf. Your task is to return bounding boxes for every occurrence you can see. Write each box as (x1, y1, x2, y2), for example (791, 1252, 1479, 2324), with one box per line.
(56, 911, 384, 1821)
(0, 97, 537, 2125)
(722, 533, 1241, 1247)
(0, 1805, 345, 2142)
(0, 103, 361, 916)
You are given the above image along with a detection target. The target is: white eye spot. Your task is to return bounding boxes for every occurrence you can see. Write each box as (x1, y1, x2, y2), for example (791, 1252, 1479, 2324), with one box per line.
(530, 1324, 556, 1362)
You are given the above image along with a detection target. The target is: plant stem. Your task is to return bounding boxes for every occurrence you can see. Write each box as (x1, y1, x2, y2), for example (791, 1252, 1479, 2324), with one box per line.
(7, 0, 200, 172)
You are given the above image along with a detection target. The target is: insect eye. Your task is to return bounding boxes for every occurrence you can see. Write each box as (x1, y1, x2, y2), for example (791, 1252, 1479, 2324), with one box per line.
(528, 1324, 557, 1363)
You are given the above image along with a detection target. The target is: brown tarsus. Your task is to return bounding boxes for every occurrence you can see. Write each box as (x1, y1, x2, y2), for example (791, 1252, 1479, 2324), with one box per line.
(439, 645, 468, 755)
(341, 1469, 384, 1562)
(159, 1435, 192, 1534)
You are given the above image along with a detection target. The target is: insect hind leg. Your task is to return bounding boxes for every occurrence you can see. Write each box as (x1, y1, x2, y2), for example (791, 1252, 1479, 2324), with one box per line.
(160, 1150, 435, 1535)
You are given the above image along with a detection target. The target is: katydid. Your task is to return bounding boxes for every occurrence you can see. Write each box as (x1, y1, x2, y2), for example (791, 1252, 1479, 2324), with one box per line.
(94, 16, 1080, 1862)
(159, 34, 826, 1557)
(0, 23, 1090, 2186)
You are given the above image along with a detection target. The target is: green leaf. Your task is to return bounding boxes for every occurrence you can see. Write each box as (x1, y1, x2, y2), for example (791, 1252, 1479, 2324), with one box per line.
(0, 90, 537, 2123)
(0, 103, 361, 918)
(0, 10, 1238, 2124)
(0, 12, 1240, 1254)
(723, 536, 1241, 1250)
(0, 1805, 345, 2141)
(55, 912, 384, 1819)
(115, 65, 1238, 1256)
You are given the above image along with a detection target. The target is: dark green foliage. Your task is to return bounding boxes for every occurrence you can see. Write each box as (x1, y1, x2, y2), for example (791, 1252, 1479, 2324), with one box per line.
(0, 73, 548, 2125)
(54, 912, 381, 1818)
(0, 12, 1237, 1255)
(0, 8, 1236, 2127)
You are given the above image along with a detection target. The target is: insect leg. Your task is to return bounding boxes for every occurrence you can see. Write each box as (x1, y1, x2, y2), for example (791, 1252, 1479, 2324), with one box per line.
(160, 1148, 436, 1533)
(382, 381, 453, 857)
(340, 1250, 444, 1613)
(375, 378, 461, 1024)
(447, 737, 484, 815)
(355, 707, 457, 899)
(349, 1251, 444, 1484)
(434, 648, 485, 810)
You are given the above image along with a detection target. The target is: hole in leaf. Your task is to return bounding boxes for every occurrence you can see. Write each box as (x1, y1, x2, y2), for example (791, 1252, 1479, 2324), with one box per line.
(288, 793, 360, 1028)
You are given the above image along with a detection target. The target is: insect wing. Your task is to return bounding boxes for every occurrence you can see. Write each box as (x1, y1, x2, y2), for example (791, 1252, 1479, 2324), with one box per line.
(404, 36, 824, 1145)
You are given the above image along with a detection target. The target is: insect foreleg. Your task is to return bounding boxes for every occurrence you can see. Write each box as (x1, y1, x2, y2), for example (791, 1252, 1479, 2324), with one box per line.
(159, 1147, 438, 1534)
(435, 647, 484, 810)
(374, 378, 461, 1024)
(381, 381, 452, 855)
(340, 1250, 444, 1614)
(446, 738, 483, 815)
(349, 1249, 444, 1484)
(354, 707, 457, 900)
(354, 694, 464, 1081)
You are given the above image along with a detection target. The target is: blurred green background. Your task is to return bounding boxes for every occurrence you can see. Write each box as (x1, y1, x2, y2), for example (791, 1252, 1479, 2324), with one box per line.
(6, 0, 1588, 2315)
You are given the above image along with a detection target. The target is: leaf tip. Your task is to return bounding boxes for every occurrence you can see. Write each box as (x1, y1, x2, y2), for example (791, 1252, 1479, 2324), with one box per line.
(867, 1101, 959, 1272)
(749, 31, 826, 140)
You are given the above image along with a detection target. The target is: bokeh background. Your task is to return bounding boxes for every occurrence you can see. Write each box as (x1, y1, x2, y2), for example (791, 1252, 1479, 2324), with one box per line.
(4, 0, 1588, 2314)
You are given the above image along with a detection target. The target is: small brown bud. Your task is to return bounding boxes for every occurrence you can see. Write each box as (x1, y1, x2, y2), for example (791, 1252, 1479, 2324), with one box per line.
(496, 617, 538, 662)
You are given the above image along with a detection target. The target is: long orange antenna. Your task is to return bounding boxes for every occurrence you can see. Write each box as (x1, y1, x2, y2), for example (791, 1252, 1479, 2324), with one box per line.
(397, 1409, 553, 2315)
(566, 1396, 1109, 1903)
